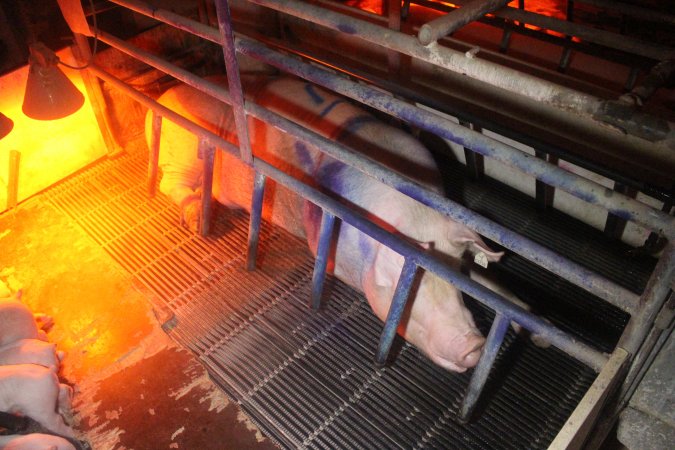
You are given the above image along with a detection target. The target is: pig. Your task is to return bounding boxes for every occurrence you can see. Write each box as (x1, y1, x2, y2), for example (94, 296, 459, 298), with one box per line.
(0, 433, 76, 450)
(0, 365, 74, 438)
(149, 75, 530, 372)
(0, 339, 64, 371)
(0, 301, 47, 347)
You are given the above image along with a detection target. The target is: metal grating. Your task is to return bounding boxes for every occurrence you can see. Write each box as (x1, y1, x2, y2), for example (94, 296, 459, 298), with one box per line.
(42, 140, 643, 448)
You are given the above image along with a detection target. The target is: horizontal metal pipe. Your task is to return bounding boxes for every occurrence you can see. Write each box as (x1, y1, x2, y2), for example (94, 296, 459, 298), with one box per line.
(576, 0, 675, 26)
(97, 31, 231, 104)
(418, 0, 510, 46)
(246, 0, 602, 117)
(245, 98, 639, 314)
(108, 0, 221, 44)
(87, 35, 646, 314)
(492, 4, 675, 62)
(91, 58, 608, 372)
(252, 155, 609, 372)
(104, 0, 674, 232)
(413, 0, 675, 61)
(88, 65, 240, 158)
(236, 38, 675, 240)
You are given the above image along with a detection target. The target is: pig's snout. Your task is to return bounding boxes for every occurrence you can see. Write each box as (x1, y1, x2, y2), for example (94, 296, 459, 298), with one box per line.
(459, 334, 485, 368)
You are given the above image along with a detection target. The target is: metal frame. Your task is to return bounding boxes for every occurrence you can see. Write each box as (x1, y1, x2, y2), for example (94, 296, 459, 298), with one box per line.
(65, 0, 674, 442)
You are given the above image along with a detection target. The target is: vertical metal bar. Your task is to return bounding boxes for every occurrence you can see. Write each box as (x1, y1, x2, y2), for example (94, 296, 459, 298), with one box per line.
(387, 0, 402, 81)
(376, 258, 419, 365)
(498, 26, 513, 53)
(246, 171, 267, 271)
(461, 121, 484, 180)
(535, 150, 556, 210)
(213, 0, 253, 164)
(310, 211, 336, 310)
(148, 112, 162, 198)
(198, 138, 215, 236)
(459, 312, 511, 422)
(604, 183, 636, 239)
(7, 150, 20, 209)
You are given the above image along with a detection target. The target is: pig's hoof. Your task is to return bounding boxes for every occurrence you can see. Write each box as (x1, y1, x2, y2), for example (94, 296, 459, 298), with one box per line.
(34, 313, 55, 331)
(179, 196, 201, 233)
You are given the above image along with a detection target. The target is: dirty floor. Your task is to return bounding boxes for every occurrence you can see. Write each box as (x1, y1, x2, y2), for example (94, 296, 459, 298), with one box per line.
(0, 174, 277, 449)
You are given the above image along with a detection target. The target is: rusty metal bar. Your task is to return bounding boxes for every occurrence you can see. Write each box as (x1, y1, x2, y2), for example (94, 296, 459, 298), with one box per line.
(246, 171, 266, 271)
(198, 138, 215, 236)
(310, 210, 336, 310)
(418, 0, 510, 46)
(148, 112, 162, 197)
(213, 0, 253, 165)
(577, 0, 675, 26)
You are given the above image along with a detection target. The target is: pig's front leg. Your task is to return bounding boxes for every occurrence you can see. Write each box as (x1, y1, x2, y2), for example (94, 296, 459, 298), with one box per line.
(0, 365, 74, 438)
(0, 433, 76, 450)
(468, 265, 551, 348)
(0, 339, 63, 370)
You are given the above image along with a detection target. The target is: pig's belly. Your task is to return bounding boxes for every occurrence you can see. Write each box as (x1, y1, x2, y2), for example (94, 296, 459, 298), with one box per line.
(213, 150, 308, 240)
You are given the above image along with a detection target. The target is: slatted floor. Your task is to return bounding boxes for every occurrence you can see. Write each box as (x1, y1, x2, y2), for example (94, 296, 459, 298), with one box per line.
(41, 139, 651, 449)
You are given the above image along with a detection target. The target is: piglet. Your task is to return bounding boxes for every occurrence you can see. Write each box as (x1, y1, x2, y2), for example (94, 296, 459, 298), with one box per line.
(0, 339, 64, 371)
(0, 434, 76, 450)
(0, 301, 46, 347)
(150, 76, 535, 372)
(0, 365, 73, 438)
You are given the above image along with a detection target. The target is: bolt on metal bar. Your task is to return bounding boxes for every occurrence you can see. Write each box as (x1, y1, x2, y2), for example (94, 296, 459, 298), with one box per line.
(237, 36, 675, 242)
(418, 0, 511, 46)
(148, 112, 162, 197)
(198, 138, 215, 236)
(251, 156, 609, 372)
(459, 312, 511, 422)
(214, 0, 253, 165)
(375, 257, 420, 365)
(246, 171, 267, 271)
(310, 210, 336, 310)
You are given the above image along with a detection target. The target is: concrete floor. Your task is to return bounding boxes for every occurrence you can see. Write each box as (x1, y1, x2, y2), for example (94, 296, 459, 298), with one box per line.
(0, 195, 278, 449)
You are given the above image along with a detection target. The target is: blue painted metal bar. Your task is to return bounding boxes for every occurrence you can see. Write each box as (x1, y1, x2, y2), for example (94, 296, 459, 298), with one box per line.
(310, 210, 336, 310)
(147, 111, 162, 198)
(91, 64, 610, 373)
(376, 257, 419, 365)
(246, 171, 267, 271)
(251, 156, 609, 372)
(245, 99, 639, 314)
(198, 138, 215, 236)
(459, 313, 511, 422)
(105, 0, 674, 240)
(237, 36, 675, 242)
(213, 0, 253, 165)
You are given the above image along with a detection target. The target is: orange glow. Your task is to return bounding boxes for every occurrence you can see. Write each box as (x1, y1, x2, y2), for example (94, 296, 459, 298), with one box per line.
(344, 0, 383, 15)
(0, 47, 106, 212)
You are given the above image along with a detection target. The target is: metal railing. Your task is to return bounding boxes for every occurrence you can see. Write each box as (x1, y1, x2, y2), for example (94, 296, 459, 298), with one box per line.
(67, 0, 674, 431)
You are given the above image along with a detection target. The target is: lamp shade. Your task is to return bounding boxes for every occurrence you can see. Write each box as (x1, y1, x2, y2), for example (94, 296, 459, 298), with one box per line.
(0, 112, 13, 139)
(22, 43, 85, 120)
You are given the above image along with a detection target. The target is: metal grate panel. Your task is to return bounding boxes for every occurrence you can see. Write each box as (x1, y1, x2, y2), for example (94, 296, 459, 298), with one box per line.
(41, 141, 639, 448)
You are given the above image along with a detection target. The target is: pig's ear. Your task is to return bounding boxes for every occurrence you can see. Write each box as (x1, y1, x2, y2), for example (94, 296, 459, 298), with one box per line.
(451, 228, 503, 262)
(373, 243, 406, 288)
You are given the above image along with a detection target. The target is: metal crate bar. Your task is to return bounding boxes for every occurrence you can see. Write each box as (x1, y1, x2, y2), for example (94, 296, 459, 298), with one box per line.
(103, 0, 674, 242)
(237, 36, 675, 241)
(93, 24, 645, 313)
(418, 0, 511, 46)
